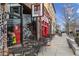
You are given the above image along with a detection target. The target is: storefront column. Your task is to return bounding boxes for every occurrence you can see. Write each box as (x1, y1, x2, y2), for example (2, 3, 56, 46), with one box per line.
(36, 17, 40, 40)
(49, 18, 52, 38)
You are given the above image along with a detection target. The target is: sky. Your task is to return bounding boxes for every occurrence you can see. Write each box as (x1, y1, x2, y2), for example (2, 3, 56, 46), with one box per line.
(54, 3, 79, 31)
(54, 3, 64, 31)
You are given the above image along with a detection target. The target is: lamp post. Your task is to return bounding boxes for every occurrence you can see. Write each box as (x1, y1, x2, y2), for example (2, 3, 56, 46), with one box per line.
(67, 16, 70, 35)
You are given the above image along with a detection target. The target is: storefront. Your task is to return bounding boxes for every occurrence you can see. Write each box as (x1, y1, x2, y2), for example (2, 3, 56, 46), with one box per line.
(7, 3, 51, 47)
(0, 3, 53, 55)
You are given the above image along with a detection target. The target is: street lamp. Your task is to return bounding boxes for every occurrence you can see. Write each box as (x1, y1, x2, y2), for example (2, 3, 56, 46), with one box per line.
(68, 16, 70, 19)
(67, 16, 71, 35)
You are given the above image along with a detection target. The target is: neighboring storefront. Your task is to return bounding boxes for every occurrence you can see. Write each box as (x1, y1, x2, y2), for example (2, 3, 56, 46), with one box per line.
(31, 3, 56, 42)
(32, 3, 51, 43)
(41, 7, 50, 38)
(44, 3, 56, 36)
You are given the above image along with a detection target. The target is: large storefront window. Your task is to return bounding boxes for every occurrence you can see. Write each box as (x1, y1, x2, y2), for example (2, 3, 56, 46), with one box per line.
(7, 19, 21, 46)
(23, 15, 32, 41)
(23, 15, 37, 41)
(7, 6, 21, 47)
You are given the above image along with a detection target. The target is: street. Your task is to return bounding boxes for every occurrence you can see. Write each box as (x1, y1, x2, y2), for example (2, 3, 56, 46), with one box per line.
(38, 33, 74, 56)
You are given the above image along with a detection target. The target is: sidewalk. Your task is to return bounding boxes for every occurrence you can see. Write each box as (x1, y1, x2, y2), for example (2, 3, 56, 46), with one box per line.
(38, 33, 74, 56)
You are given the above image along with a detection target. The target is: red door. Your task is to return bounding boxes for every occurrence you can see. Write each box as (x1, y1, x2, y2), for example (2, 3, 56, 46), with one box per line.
(13, 24, 21, 44)
(42, 21, 49, 37)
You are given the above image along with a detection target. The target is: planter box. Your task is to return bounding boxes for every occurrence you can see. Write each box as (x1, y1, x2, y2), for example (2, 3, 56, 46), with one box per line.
(67, 37, 79, 56)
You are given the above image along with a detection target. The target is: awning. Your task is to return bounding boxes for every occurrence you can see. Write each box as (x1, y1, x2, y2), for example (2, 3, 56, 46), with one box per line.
(19, 3, 31, 14)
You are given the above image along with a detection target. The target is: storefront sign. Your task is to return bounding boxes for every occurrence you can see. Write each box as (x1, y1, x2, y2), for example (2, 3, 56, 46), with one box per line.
(32, 3, 43, 17)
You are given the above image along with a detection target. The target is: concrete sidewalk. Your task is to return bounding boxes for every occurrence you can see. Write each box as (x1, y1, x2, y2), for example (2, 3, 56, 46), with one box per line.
(38, 33, 74, 56)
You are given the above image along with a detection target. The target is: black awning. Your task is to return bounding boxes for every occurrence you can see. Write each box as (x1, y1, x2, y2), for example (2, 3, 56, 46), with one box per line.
(19, 3, 31, 14)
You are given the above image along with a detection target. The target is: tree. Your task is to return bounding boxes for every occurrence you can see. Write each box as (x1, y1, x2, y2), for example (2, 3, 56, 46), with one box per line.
(62, 3, 76, 35)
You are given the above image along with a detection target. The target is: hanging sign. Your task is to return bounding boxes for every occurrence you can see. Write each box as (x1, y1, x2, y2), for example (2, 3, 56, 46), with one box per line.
(32, 3, 43, 17)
